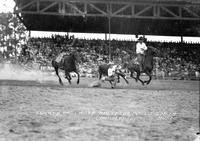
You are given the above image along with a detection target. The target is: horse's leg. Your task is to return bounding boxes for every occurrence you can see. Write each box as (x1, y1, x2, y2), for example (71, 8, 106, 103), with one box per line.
(144, 71, 152, 85)
(135, 72, 145, 85)
(130, 72, 144, 85)
(55, 67, 63, 86)
(65, 71, 71, 84)
(99, 72, 102, 80)
(74, 70, 80, 84)
(68, 73, 72, 84)
(117, 72, 129, 84)
(117, 70, 123, 83)
(130, 71, 138, 82)
(117, 74, 120, 83)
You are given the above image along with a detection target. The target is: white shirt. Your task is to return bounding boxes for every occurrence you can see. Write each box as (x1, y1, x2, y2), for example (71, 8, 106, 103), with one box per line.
(136, 42, 147, 54)
(108, 65, 118, 77)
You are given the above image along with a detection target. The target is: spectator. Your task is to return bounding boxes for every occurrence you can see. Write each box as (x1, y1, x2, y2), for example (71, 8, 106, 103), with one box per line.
(19, 34, 199, 80)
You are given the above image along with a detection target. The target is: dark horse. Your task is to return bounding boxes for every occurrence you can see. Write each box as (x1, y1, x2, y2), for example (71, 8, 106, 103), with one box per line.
(122, 46, 159, 85)
(98, 64, 129, 85)
(52, 51, 80, 85)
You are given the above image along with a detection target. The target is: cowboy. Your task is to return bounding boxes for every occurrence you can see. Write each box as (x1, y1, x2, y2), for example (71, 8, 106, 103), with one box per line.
(108, 64, 119, 77)
(107, 64, 121, 88)
(136, 36, 148, 71)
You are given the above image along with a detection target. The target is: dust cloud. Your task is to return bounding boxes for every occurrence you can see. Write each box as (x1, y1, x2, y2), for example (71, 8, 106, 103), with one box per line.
(0, 62, 56, 82)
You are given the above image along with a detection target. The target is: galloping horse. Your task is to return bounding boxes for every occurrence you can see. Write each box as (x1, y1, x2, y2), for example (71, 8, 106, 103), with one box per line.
(52, 51, 80, 85)
(122, 46, 159, 85)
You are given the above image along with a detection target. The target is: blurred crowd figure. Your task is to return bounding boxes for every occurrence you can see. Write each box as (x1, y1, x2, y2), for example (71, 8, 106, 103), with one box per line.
(0, 34, 199, 79)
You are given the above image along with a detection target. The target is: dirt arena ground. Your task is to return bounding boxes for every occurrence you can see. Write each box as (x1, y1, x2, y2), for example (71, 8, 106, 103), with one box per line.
(0, 63, 199, 141)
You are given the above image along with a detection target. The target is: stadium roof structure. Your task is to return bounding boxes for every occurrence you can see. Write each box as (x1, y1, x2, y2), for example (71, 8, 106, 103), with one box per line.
(14, 0, 200, 36)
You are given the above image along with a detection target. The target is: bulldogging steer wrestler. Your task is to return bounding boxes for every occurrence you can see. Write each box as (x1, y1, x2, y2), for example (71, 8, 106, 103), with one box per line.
(103, 64, 122, 88)
(98, 63, 129, 88)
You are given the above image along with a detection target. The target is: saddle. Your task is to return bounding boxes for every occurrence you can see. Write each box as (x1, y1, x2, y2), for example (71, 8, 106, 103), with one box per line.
(55, 52, 67, 64)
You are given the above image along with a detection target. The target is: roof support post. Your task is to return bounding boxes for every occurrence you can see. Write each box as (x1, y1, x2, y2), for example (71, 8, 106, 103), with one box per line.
(15, 0, 200, 20)
(107, 3, 111, 62)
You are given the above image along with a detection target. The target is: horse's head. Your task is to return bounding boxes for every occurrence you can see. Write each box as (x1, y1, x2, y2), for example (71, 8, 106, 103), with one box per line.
(70, 51, 81, 63)
(146, 46, 160, 56)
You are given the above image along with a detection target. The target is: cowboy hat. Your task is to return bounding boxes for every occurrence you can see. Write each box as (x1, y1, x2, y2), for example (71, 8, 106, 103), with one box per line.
(138, 36, 144, 41)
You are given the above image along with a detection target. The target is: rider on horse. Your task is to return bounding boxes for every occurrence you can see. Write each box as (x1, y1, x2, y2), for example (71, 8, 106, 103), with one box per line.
(136, 36, 148, 71)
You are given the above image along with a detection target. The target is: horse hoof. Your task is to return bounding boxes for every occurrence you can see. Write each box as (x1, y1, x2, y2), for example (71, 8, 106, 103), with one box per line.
(77, 81, 79, 84)
(59, 81, 64, 86)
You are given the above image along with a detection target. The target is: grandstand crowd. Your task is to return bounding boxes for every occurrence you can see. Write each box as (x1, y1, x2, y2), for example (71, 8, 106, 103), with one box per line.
(0, 34, 199, 79)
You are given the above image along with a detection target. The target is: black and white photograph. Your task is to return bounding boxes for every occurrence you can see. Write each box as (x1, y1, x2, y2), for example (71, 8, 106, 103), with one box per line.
(0, 0, 199, 140)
